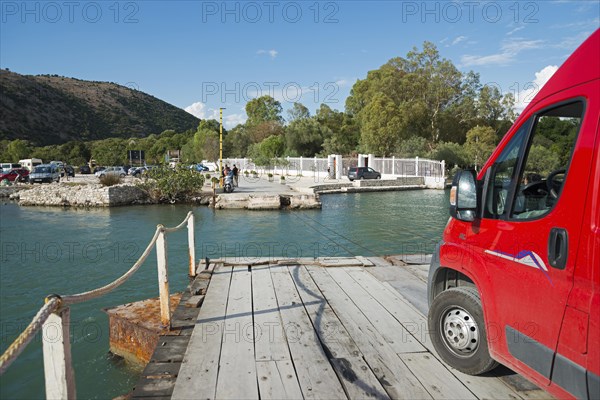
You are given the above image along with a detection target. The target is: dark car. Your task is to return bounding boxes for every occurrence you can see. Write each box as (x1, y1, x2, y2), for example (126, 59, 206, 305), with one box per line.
(79, 165, 91, 174)
(0, 168, 30, 182)
(64, 166, 75, 177)
(348, 167, 381, 181)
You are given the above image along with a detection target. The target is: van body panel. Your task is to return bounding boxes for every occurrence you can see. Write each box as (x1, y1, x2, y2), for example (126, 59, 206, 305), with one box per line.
(432, 29, 599, 399)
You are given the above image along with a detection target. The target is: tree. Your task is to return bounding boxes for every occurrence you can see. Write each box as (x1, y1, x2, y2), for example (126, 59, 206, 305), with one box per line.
(6, 139, 31, 161)
(285, 118, 332, 156)
(248, 135, 285, 167)
(464, 126, 497, 170)
(359, 93, 406, 156)
(246, 96, 284, 126)
(396, 136, 429, 158)
(287, 102, 310, 122)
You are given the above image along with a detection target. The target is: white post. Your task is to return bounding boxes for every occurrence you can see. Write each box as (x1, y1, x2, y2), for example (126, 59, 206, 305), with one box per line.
(415, 157, 419, 176)
(392, 156, 396, 176)
(335, 155, 342, 180)
(156, 226, 171, 328)
(441, 160, 446, 179)
(187, 214, 196, 277)
(43, 307, 76, 400)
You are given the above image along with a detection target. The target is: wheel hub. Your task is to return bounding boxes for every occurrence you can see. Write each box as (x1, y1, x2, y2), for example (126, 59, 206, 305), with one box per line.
(442, 307, 479, 355)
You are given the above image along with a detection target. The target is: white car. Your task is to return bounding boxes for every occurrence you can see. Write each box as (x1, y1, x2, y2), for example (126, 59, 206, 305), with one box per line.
(95, 166, 126, 178)
(201, 161, 219, 172)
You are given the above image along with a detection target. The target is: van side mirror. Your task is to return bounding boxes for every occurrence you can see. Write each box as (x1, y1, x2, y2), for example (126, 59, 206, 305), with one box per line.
(449, 169, 479, 222)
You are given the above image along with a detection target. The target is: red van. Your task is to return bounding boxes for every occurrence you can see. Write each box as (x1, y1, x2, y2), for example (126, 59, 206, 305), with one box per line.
(427, 29, 599, 399)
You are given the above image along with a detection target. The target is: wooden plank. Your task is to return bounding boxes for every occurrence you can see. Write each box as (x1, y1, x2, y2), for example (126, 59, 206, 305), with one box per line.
(355, 255, 374, 266)
(256, 360, 304, 400)
(352, 270, 533, 400)
(400, 353, 477, 400)
(288, 265, 390, 399)
(367, 265, 429, 315)
(171, 266, 233, 400)
(327, 268, 425, 353)
(251, 265, 291, 362)
(270, 266, 347, 399)
(215, 267, 258, 400)
(345, 268, 433, 353)
(307, 266, 432, 400)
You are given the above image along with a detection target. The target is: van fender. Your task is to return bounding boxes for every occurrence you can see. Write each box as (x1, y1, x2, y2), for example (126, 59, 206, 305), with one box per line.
(429, 240, 502, 356)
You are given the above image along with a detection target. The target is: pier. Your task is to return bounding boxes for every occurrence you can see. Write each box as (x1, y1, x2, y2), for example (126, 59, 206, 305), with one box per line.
(132, 256, 549, 400)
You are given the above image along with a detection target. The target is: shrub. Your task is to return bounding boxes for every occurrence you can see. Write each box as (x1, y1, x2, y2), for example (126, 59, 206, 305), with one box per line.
(99, 174, 122, 187)
(137, 166, 205, 203)
(205, 173, 211, 179)
(267, 173, 273, 178)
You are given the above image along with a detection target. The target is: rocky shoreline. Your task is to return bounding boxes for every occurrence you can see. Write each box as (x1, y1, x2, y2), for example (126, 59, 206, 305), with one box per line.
(3, 181, 321, 210)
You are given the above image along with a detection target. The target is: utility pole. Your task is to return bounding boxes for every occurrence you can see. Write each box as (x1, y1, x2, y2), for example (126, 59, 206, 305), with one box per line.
(219, 107, 225, 187)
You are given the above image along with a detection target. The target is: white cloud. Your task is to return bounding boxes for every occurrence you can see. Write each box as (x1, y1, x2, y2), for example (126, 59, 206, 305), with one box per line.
(184, 102, 247, 129)
(184, 102, 209, 119)
(460, 38, 544, 67)
(257, 49, 278, 59)
(514, 65, 559, 112)
(507, 26, 524, 35)
(452, 36, 467, 45)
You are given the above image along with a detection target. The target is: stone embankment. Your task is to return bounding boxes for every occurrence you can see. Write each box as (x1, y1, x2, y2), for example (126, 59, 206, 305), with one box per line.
(210, 193, 321, 210)
(17, 183, 150, 207)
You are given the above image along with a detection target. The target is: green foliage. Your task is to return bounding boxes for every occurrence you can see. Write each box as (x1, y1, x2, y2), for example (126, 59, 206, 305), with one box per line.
(285, 118, 332, 157)
(5, 139, 31, 161)
(359, 93, 406, 155)
(99, 174, 122, 187)
(464, 125, 498, 169)
(137, 166, 205, 203)
(428, 142, 467, 168)
(525, 145, 561, 176)
(248, 135, 285, 167)
(246, 96, 284, 126)
(287, 102, 310, 122)
(396, 136, 429, 158)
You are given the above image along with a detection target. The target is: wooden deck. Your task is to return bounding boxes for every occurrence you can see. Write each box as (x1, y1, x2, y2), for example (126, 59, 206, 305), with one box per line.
(164, 257, 550, 400)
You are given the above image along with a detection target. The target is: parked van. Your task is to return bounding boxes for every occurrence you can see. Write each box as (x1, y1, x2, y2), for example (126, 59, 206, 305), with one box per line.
(427, 29, 599, 400)
(1, 162, 22, 172)
(18, 158, 42, 172)
(29, 164, 60, 183)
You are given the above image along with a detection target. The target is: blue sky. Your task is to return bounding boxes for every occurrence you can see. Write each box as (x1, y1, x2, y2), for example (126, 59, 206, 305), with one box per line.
(2, 1, 599, 128)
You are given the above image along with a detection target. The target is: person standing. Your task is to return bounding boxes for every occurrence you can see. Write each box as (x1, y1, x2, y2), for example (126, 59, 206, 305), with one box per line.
(232, 164, 239, 187)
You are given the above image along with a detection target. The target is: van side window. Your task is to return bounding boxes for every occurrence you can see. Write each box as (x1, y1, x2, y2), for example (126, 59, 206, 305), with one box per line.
(510, 101, 583, 220)
(483, 101, 584, 220)
(484, 120, 531, 218)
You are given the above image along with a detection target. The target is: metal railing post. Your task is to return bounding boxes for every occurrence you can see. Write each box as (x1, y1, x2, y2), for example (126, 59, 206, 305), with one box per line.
(42, 305, 76, 400)
(187, 213, 196, 278)
(156, 226, 171, 328)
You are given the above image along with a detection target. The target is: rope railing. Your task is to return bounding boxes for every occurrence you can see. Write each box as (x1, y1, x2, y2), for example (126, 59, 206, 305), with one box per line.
(0, 211, 196, 400)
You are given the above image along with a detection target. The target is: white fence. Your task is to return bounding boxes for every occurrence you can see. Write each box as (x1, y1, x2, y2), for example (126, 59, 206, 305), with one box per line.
(221, 155, 445, 182)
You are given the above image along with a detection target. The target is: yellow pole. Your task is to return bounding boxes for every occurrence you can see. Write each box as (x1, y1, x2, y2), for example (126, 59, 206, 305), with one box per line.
(219, 108, 225, 187)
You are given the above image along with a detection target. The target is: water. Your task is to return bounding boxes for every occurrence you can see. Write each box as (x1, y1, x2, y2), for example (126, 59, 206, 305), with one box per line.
(0, 190, 449, 399)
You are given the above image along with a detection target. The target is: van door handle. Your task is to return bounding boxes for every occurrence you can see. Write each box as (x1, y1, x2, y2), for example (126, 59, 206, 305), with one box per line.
(548, 228, 568, 270)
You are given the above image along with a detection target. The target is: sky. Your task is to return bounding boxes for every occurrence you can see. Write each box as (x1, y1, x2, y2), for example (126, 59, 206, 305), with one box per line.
(1, 0, 599, 129)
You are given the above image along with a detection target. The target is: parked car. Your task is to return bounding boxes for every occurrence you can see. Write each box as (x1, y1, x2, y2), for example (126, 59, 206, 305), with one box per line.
(427, 30, 599, 400)
(347, 167, 381, 181)
(201, 161, 218, 172)
(95, 166, 126, 178)
(191, 163, 209, 172)
(93, 166, 106, 174)
(0, 168, 30, 182)
(79, 165, 91, 174)
(29, 164, 60, 183)
(132, 166, 157, 177)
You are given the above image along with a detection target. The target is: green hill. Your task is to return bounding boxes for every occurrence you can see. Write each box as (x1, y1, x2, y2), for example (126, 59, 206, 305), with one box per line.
(0, 70, 199, 146)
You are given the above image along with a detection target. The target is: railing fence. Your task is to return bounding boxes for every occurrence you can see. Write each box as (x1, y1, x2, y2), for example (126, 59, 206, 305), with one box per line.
(0, 211, 197, 400)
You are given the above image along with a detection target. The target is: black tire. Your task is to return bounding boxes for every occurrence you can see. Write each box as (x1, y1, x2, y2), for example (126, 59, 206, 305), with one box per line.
(428, 287, 498, 375)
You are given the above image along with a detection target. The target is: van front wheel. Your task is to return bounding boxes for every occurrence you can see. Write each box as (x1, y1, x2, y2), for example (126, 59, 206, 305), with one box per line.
(428, 287, 498, 375)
